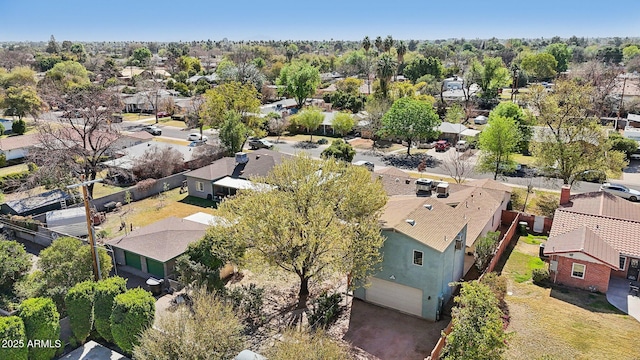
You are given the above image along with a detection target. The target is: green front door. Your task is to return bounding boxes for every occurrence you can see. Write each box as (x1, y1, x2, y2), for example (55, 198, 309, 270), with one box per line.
(124, 251, 142, 270)
(146, 258, 165, 278)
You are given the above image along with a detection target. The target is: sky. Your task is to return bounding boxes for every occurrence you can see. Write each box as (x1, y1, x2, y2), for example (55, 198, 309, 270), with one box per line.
(1, 0, 639, 42)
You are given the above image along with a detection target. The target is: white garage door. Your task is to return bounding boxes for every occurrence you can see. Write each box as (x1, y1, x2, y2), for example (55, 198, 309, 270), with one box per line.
(366, 278, 423, 317)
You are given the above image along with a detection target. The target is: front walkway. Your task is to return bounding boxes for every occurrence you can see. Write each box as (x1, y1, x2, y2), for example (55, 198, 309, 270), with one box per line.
(606, 276, 640, 321)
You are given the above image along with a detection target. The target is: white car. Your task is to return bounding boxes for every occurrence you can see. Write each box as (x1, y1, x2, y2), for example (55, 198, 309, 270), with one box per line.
(600, 183, 640, 202)
(630, 153, 640, 160)
(187, 133, 208, 142)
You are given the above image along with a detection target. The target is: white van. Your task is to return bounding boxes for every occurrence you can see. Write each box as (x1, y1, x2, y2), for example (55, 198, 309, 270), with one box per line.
(455, 140, 469, 152)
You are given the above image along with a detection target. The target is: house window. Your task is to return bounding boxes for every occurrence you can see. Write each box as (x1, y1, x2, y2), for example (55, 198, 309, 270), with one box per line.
(620, 256, 627, 271)
(413, 250, 423, 266)
(196, 181, 204, 192)
(571, 263, 586, 279)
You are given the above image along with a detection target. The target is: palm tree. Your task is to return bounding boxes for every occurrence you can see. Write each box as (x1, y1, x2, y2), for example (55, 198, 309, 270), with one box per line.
(374, 36, 383, 54)
(383, 35, 394, 53)
(396, 40, 407, 64)
(362, 36, 371, 53)
(376, 54, 397, 98)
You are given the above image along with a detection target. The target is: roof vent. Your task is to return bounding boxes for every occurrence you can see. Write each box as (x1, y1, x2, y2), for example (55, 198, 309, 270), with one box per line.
(395, 178, 400, 182)
(423, 204, 433, 210)
(405, 219, 416, 226)
(235, 152, 249, 164)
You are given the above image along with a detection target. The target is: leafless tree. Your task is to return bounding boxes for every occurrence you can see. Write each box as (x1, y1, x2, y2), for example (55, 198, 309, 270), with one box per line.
(138, 78, 165, 123)
(28, 85, 122, 197)
(569, 60, 621, 117)
(440, 149, 475, 184)
(0, 48, 34, 70)
(189, 144, 225, 169)
(267, 113, 288, 143)
(185, 95, 205, 133)
(132, 146, 184, 180)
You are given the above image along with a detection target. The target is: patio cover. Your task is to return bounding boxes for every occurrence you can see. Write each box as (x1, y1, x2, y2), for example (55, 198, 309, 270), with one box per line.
(460, 129, 481, 137)
(213, 176, 274, 191)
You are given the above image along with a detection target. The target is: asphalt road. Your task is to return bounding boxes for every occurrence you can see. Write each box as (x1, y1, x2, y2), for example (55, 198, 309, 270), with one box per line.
(33, 111, 633, 194)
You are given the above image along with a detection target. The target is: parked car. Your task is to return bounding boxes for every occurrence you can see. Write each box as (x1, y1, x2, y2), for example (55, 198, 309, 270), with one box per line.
(188, 140, 206, 147)
(143, 125, 162, 136)
(630, 153, 640, 160)
(187, 133, 208, 142)
(435, 140, 450, 152)
(248, 138, 274, 150)
(498, 162, 522, 175)
(576, 170, 607, 183)
(157, 111, 169, 118)
(600, 183, 640, 201)
(474, 115, 487, 125)
(352, 161, 374, 171)
(455, 140, 469, 152)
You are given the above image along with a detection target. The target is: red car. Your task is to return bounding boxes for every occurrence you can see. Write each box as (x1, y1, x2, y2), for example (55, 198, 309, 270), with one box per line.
(157, 111, 169, 118)
(435, 140, 450, 152)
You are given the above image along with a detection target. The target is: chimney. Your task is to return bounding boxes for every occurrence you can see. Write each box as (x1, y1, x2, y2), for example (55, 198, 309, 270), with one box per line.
(560, 185, 571, 205)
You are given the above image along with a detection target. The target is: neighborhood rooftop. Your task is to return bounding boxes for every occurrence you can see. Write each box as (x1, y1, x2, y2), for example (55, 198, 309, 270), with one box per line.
(544, 225, 620, 269)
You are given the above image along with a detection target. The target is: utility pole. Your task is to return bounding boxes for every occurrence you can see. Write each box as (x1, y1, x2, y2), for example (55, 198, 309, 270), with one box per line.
(68, 176, 103, 281)
(616, 74, 627, 130)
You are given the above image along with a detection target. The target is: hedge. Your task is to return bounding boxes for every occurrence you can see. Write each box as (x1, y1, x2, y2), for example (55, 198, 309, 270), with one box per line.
(18, 297, 60, 360)
(110, 288, 155, 354)
(93, 277, 127, 343)
(0, 316, 28, 360)
(64, 281, 95, 344)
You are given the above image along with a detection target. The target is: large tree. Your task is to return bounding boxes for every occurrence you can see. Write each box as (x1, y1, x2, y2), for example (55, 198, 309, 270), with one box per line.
(546, 43, 571, 73)
(30, 85, 122, 197)
(467, 57, 511, 99)
(0, 238, 31, 291)
(403, 56, 444, 83)
(520, 52, 557, 81)
(528, 80, 627, 185)
(1, 85, 42, 121)
(331, 112, 355, 136)
(489, 101, 533, 154)
(379, 97, 441, 155)
(213, 156, 387, 305)
(477, 115, 521, 180)
(200, 81, 261, 127)
(277, 61, 321, 108)
(219, 111, 249, 154)
(37, 237, 112, 311)
(292, 107, 324, 142)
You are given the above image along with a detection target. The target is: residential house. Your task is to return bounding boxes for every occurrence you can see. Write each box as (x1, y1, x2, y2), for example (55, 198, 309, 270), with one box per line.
(101, 142, 205, 172)
(107, 216, 211, 279)
(0, 134, 41, 161)
(544, 186, 640, 292)
(437, 122, 480, 143)
(354, 196, 467, 321)
(121, 89, 179, 113)
(185, 149, 289, 200)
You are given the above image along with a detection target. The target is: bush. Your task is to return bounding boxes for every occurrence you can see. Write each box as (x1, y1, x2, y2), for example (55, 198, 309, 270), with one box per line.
(320, 139, 356, 162)
(18, 297, 60, 360)
(0, 238, 32, 291)
(534, 193, 559, 218)
(136, 178, 157, 192)
(64, 281, 95, 344)
(0, 316, 28, 360)
(532, 268, 550, 284)
(12, 120, 27, 135)
(0, 153, 5, 167)
(481, 272, 507, 303)
(308, 292, 343, 330)
(110, 288, 156, 354)
(266, 329, 351, 360)
(474, 231, 501, 270)
(225, 284, 265, 330)
(94, 276, 127, 343)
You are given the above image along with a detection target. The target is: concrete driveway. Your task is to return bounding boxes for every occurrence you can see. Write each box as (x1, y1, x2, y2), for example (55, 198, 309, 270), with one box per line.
(606, 276, 640, 322)
(343, 299, 449, 360)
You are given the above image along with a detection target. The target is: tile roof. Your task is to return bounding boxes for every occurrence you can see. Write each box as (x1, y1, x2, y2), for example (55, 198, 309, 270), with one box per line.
(0, 134, 41, 151)
(374, 166, 410, 178)
(550, 209, 640, 258)
(561, 191, 640, 222)
(544, 225, 620, 269)
(125, 131, 154, 140)
(185, 149, 290, 181)
(107, 217, 209, 262)
(380, 196, 467, 252)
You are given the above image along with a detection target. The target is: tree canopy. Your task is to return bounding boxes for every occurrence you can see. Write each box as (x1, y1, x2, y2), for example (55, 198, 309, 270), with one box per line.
(528, 80, 627, 185)
(546, 43, 571, 73)
(277, 61, 321, 108)
(0, 238, 31, 291)
(379, 97, 441, 155)
(321, 139, 356, 162)
(213, 155, 387, 305)
(477, 115, 521, 180)
(467, 57, 510, 99)
(291, 107, 324, 142)
(330, 112, 355, 136)
(489, 102, 533, 154)
(403, 56, 444, 83)
(520, 52, 557, 81)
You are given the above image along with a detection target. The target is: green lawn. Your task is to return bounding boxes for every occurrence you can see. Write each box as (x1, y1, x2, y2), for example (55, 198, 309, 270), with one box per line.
(0, 163, 29, 177)
(121, 113, 155, 121)
(504, 250, 546, 283)
(520, 234, 548, 245)
(512, 153, 536, 166)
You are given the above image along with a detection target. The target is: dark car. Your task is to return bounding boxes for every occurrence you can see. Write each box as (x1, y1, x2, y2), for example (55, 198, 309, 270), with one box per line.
(435, 140, 450, 152)
(248, 139, 274, 150)
(576, 170, 607, 183)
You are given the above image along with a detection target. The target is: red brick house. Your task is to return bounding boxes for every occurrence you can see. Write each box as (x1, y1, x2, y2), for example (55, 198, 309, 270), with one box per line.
(544, 186, 640, 292)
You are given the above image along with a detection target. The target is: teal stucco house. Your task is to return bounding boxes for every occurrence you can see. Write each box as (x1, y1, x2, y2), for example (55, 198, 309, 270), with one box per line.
(354, 196, 467, 321)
